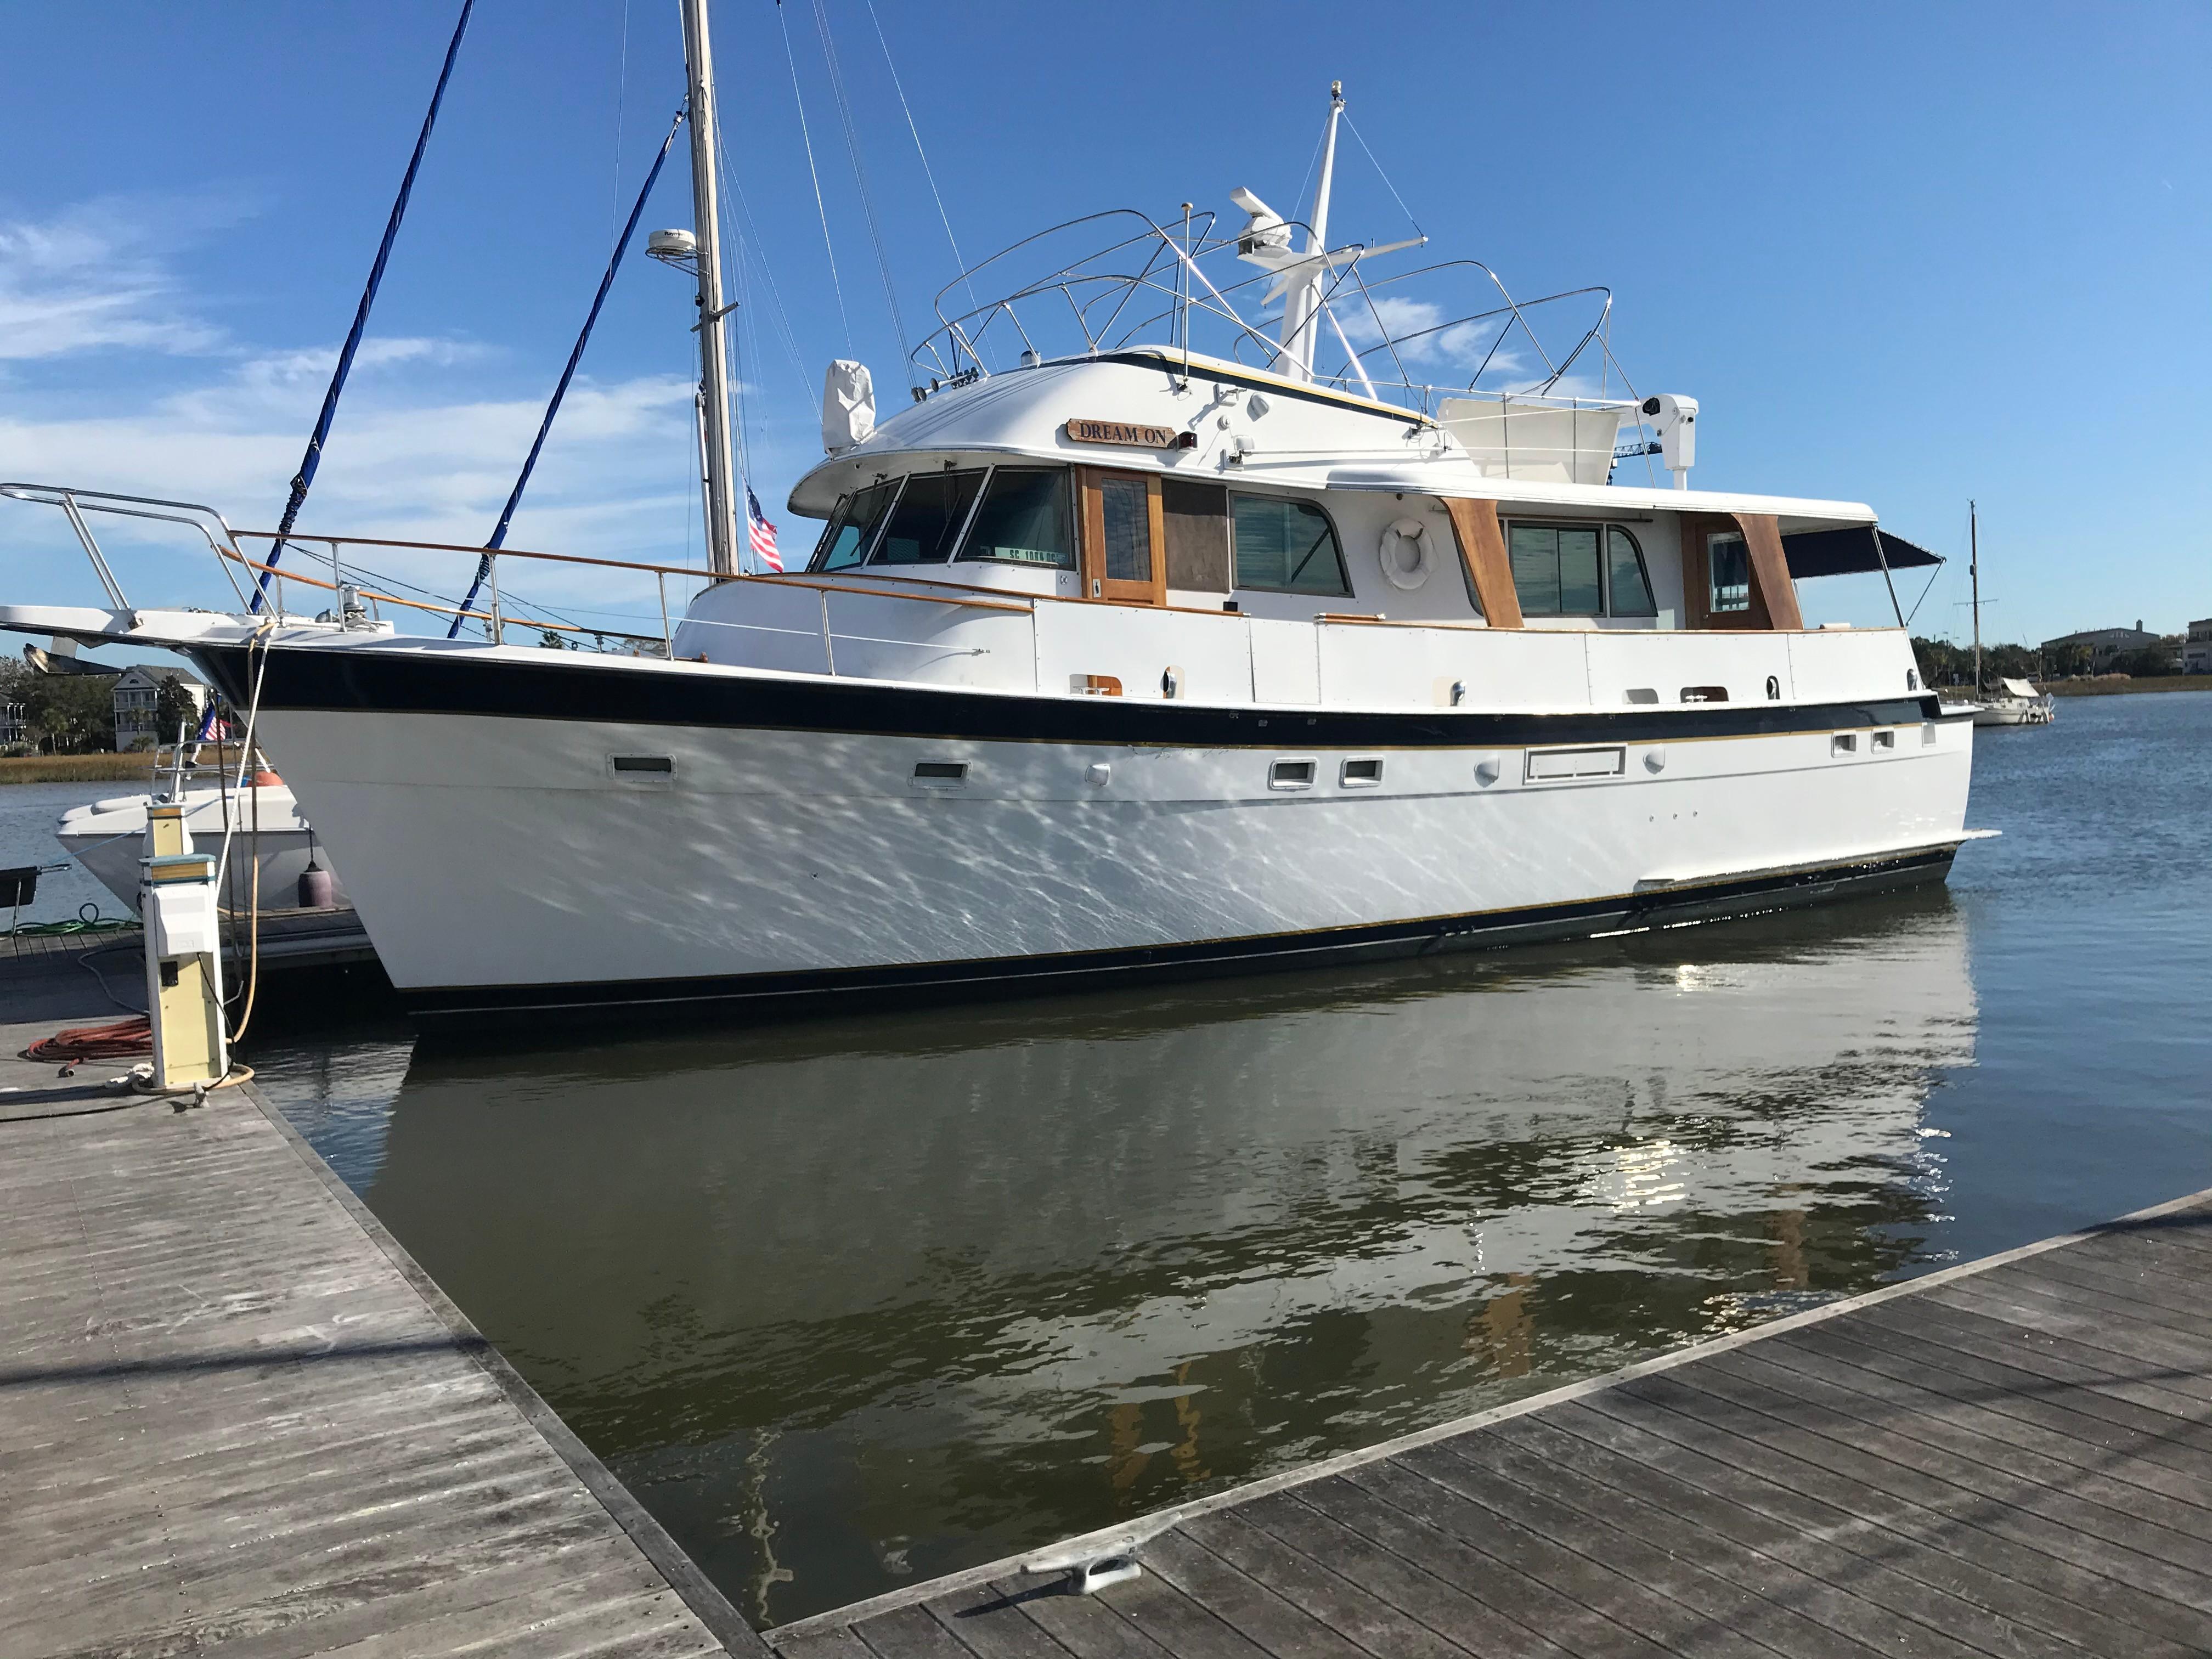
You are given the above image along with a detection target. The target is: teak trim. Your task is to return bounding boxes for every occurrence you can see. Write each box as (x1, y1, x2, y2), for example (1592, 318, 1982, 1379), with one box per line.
(1735, 512, 1804, 631)
(1682, 512, 1804, 631)
(1442, 498, 1523, 629)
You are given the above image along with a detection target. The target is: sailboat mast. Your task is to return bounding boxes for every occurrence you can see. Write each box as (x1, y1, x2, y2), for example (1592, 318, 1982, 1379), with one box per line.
(680, 0, 741, 578)
(1969, 499, 1982, 692)
(1280, 82, 1344, 382)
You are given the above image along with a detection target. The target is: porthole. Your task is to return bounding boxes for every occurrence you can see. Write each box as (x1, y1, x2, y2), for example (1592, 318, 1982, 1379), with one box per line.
(1340, 758, 1383, 788)
(1269, 758, 1317, 791)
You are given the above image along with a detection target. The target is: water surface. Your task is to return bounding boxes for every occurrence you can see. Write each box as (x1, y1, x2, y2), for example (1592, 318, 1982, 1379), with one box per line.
(246, 691, 2212, 1627)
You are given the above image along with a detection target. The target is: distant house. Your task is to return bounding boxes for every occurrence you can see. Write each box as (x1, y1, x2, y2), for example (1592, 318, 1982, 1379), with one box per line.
(2186, 619, 2212, 676)
(111, 665, 210, 750)
(0, 700, 25, 751)
(2040, 623, 2163, 673)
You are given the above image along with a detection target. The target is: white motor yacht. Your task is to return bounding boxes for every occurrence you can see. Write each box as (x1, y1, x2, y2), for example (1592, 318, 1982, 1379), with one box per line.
(0, 66, 1983, 1027)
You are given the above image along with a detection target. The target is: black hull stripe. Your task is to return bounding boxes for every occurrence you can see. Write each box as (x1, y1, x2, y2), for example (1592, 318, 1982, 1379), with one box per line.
(403, 846, 1957, 1027)
(192, 644, 1948, 749)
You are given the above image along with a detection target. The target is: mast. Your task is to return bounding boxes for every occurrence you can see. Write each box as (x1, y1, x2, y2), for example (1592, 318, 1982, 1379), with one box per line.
(1969, 500, 1982, 692)
(680, 0, 741, 577)
(1280, 82, 1345, 382)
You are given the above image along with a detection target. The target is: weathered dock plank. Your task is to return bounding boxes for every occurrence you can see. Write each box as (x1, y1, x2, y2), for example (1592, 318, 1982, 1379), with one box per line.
(0, 1009, 763, 1658)
(776, 1189, 2212, 1658)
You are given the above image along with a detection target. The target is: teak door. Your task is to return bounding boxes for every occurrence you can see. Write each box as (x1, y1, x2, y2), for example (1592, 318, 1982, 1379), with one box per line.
(1077, 468, 1167, 605)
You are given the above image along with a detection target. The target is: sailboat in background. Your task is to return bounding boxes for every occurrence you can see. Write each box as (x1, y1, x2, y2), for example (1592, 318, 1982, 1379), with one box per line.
(1965, 501, 2055, 729)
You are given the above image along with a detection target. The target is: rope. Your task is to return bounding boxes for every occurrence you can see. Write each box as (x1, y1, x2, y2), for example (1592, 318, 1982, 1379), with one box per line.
(812, 0, 912, 377)
(449, 110, 684, 635)
(254, 0, 476, 608)
(777, 0, 853, 351)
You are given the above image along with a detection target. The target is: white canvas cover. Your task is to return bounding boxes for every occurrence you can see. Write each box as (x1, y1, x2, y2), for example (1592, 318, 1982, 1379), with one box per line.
(1438, 397, 1624, 486)
(1998, 677, 2040, 698)
(821, 359, 876, 453)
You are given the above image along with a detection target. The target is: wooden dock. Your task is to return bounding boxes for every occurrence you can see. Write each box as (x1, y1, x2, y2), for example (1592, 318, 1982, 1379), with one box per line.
(0, 996, 764, 1657)
(772, 1188, 2212, 1659)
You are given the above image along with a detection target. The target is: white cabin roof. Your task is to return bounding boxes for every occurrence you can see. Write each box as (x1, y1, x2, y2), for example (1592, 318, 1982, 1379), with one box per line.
(790, 349, 1875, 534)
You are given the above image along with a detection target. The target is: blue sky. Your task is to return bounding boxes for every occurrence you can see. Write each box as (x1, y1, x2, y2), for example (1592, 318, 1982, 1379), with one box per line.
(4, 1, 2206, 645)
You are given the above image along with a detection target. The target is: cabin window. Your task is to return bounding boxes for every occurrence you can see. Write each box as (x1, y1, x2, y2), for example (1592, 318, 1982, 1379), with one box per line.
(810, 479, 900, 571)
(1708, 532, 1751, 613)
(1232, 495, 1348, 596)
(1509, 524, 1601, 615)
(1099, 477, 1154, 584)
(870, 470, 984, 565)
(957, 467, 1075, 568)
(1608, 527, 1657, 617)
(1508, 521, 1655, 617)
(1162, 479, 1232, 592)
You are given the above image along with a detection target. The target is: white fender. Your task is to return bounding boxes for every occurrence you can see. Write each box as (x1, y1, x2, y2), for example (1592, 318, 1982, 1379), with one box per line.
(1378, 516, 1435, 591)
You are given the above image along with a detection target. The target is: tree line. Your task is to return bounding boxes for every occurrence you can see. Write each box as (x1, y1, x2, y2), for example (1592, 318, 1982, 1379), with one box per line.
(0, 660, 203, 755)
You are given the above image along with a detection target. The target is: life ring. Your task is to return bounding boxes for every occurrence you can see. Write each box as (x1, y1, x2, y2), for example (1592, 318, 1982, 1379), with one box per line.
(1378, 516, 1435, 591)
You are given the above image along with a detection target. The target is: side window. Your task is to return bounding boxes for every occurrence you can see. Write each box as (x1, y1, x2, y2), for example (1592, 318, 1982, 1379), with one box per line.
(1161, 479, 1231, 592)
(1232, 494, 1348, 595)
(1608, 526, 1657, 617)
(869, 469, 984, 565)
(957, 468, 1075, 568)
(1708, 532, 1751, 613)
(1508, 524, 1601, 616)
(810, 480, 898, 571)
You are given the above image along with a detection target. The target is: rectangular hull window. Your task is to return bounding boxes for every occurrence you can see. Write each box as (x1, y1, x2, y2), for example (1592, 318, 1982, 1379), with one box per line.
(958, 469, 1074, 568)
(1526, 746, 1627, 781)
(1269, 758, 1317, 789)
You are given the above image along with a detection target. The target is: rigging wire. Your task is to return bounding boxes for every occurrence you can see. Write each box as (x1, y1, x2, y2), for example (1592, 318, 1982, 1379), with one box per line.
(253, 0, 475, 607)
(1341, 111, 1423, 240)
(811, 0, 912, 381)
(776, 0, 853, 352)
(861, 0, 977, 319)
(607, 0, 632, 244)
(448, 111, 684, 635)
(712, 111, 815, 400)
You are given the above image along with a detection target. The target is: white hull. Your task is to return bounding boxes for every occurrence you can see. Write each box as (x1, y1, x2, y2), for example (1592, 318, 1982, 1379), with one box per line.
(1970, 699, 2054, 727)
(249, 691, 1973, 1018)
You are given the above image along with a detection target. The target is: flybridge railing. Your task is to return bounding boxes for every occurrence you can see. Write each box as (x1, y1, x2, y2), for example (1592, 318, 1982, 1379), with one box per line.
(907, 208, 1652, 421)
(1, 483, 1034, 667)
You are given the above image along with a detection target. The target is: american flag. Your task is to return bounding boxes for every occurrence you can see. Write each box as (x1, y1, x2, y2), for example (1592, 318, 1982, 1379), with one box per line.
(746, 487, 782, 571)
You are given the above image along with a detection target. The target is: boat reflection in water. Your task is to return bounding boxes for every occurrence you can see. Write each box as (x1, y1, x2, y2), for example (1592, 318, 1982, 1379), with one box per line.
(363, 889, 1976, 1627)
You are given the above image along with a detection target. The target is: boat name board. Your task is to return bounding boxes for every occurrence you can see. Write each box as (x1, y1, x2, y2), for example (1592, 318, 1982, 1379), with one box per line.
(1065, 418, 1179, 449)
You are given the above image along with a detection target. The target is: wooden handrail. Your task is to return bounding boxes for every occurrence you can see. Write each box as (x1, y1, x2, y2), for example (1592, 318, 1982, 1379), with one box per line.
(229, 531, 1035, 615)
(217, 550, 648, 641)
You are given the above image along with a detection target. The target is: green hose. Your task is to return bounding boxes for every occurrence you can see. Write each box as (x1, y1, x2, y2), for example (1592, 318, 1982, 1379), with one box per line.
(5, 902, 141, 939)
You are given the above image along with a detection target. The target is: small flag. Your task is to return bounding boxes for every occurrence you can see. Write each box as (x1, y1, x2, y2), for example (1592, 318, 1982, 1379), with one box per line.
(195, 699, 226, 743)
(747, 487, 782, 572)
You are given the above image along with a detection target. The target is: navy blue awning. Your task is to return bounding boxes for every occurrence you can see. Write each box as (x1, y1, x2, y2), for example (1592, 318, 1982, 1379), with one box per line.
(1782, 527, 1943, 579)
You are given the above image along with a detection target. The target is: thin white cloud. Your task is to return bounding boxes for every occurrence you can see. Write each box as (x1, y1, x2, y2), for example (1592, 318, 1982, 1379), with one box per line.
(0, 193, 250, 360)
